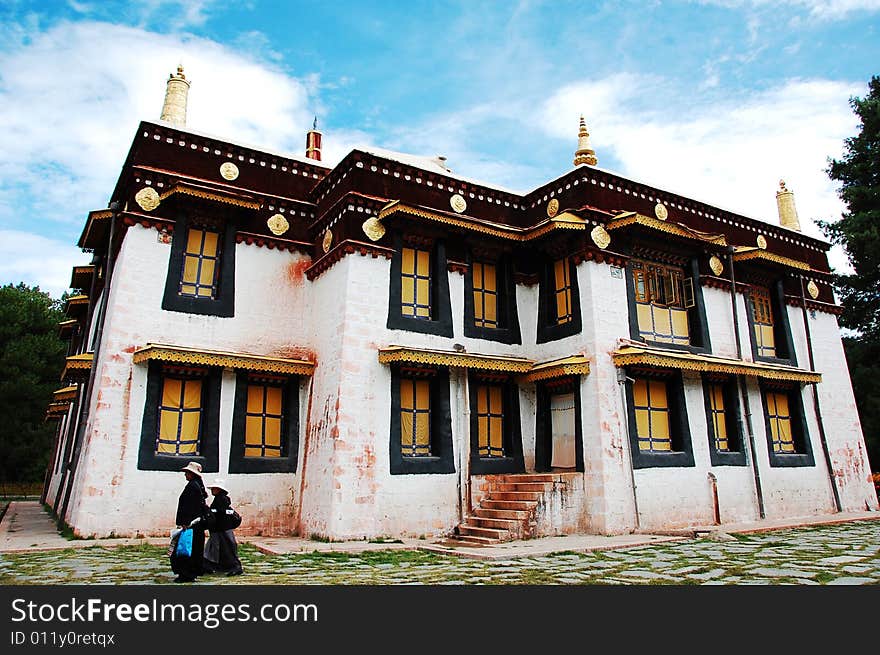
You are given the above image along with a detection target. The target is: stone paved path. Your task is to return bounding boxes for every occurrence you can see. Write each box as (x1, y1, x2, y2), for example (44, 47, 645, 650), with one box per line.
(1, 519, 878, 585)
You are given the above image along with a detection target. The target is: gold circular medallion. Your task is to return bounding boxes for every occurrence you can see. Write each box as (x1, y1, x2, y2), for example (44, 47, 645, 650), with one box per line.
(757, 234, 768, 250)
(654, 203, 668, 220)
(547, 198, 560, 218)
(322, 229, 333, 253)
(135, 187, 161, 212)
(220, 162, 240, 181)
(267, 213, 289, 236)
(450, 194, 467, 214)
(591, 225, 611, 250)
(362, 217, 386, 242)
(807, 280, 819, 299)
(709, 255, 724, 276)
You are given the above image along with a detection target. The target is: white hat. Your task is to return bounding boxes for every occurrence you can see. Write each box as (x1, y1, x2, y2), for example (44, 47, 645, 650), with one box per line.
(208, 478, 228, 493)
(181, 462, 202, 476)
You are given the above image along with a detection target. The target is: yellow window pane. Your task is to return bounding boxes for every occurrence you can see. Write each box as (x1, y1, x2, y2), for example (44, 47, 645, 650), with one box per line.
(490, 417, 503, 441)
(636, 303, 653, 335)
(182, 255, 199, 284)
(416, 250, 430, 276)
(266, 386, 283, 415)
(671, 308, 689, 339)
(245, 416, 263, 445)
(401, 277, 415, 305)
(489, 386, 503, 413)
(157, 441, 178, 454)
(186, 229, 203, 254)
(490, 429, 503, 452)
(650, 410, 670, 441)
(401, 380, 414, 409)
(162, 378, 182, 408)
(159, 410, 180, 442)
(649, 380, 668, 409)
(761, 325, 775, 348)
(199, 259, 216, 286)
(180, 283, 197, 295)
(401, 411, 414, 448)
(478, 416, 488, 445)
(651, 438, 672, 451)
(197, 287, 213, 298)
(401, 248, 415, 274)
(554, 259, 567, 292)
(485, 294, 497, 324)
(712, 385, 725, 411)
(635, 408, 650, 439)
(476, 387, 488, 414)
(183, 380, 202, 409)
(247, 385, 265, 414)
(484, 264, 496, 292)
(265, 418, 282, 446)
(775, 393, 790, 417)
(416, 306, 430, 318)
(474, 292, 484, 321)
(714, 414, 727, 440)
(244, 446, 263, 457)
(415, 415, 430, 446)
(652, 306, 672, 337)
(415, 380, 430, 410)
(473, 263, 483, 289)
(633, 379, 648, 407)
(176, 441, 197, 455)
(202, 230, 219, 256)
(556, 290, 569, 321)
(180, 411, 200, 442)
(416, 278, 430, 306)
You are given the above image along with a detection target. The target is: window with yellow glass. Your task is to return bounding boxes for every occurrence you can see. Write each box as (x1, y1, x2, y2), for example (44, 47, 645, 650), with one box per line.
(553, 258, 573, 325)
(632, 378, 672, 452)
(707, 383, 729, 452)
(179, 228, 221, 299)
(631, 260, 694, 345)
(472, 262, 498, 328)
(244, 384, 284, 458)
(401, 247, 432, 319)
(765, 391, 795, 453)
(476, 385, 505, 458)
(401, 378, 431, 457)
(156, 377, 203, 455)
(751, 288, 776, 358)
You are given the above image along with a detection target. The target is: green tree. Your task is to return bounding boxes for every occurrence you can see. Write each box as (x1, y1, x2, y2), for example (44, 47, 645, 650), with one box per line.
(820, 75, 880, 472)
(0, 283, 67, 483)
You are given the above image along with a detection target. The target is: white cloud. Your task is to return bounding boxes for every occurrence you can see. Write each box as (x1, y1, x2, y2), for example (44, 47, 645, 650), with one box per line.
(696, 0, 880, 19)
(0, 231, 88, 298)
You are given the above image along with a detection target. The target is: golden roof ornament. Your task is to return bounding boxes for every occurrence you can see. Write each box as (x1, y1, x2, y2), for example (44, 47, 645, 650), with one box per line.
(807, 280, 819, 299)
(757, 234, 768, 250)
(450, 194, 467, 213)
(159, 64, 191, 127)
(590, 225, 611, 249)
(709, 255, 724, 276)
(267, 214, 289, 236)
(654, 203, 668, 220)
(322, 229, 333, 253)
(220, 162, 239, 181)
(362, 217, 385, 242)
(547, 198, 559, 217)
(776, 179, 801, 232)
(135, 187, 161, 212)
(573, 115, 598, 167)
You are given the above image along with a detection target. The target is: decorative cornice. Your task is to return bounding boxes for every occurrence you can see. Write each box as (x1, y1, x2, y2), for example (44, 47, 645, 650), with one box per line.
(378, 346, 534, 373)
(305, 239, 394, 281)
(784, 296, 844, 316)
(159, 182, 261, 210)
(699, 275, 751, 294)
(572, 247, 628, 268)
(122, 212, 175, 234)
(70, 265, 95, 291)
(520, 356, 591, 383)
(132, 344, 315, 376)
(447, 260, 469, 275)
(732, 247, 811, 271)
(606, 212, 728, 246)
(61, 353, 93, 382)
(45, 401, 71, 419)
(236, 231, 312, 254)
(611, 345, 821, 384)
(52, 386, 78, 403)
(64, 295, 89, 317)
(58, 319, 79, 339)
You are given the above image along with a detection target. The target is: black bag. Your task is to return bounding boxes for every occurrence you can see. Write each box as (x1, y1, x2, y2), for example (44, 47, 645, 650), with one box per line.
(224, 509, 242, 530)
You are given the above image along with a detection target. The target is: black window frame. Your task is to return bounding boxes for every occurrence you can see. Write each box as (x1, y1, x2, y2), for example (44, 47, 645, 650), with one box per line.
(228, 371, 300, 474)
(625, 256, 711, 354)
(463, 254, 521, 344)
(468, 375, 524, 475)
(625, 370, 695, 469)
(745, 280, 797, 366)
(162, 211, 236, 318)
(386, 235, 453, 337)
(534, 377, 585, 473)
(760, 382, 815, 468)
(702, 376, 747, 467)
(536, 256, 582, 344)
(137, 361, 221, 473)
(389, 366, 455, 475)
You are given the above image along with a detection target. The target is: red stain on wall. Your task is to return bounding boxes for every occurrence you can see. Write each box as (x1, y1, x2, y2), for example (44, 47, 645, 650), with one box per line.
(270, 345, 317, 362)
(286, 259, 310, 286)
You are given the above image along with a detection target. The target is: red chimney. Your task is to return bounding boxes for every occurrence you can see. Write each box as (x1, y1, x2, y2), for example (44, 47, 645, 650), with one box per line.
(305, 116, 322, 161)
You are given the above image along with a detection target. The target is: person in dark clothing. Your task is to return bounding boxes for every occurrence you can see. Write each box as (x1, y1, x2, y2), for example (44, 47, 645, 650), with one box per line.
(203, 479, 243, 576)
(173, 461, 208, 583)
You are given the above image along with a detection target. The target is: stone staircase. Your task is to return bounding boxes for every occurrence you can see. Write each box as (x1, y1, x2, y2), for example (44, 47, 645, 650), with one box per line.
(451, 474, 561, 545)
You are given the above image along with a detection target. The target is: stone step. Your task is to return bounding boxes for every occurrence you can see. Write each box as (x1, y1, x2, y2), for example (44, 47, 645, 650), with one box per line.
(490, 491, 543, 502)
(498, 474, 560, 483)
(482, 499, 538, 511)
(457, 524, 510, 540)
(473, 507, 532, 520)
(452, 534, 501, 545)
(495, 482, 553, 492)
(463, 516, 521, 530)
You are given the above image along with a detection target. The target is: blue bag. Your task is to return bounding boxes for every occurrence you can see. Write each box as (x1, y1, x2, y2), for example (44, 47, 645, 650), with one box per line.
(175, 528, 193, 558)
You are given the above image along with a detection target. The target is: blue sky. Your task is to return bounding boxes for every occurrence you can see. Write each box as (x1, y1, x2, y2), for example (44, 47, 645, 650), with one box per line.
(1, 0, 878, 296)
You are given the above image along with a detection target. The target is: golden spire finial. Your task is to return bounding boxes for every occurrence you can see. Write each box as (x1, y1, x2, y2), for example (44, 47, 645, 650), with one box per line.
(776, 178, 801, 232)
(160, 64, 191, 127)
(574, 114, 597, 167)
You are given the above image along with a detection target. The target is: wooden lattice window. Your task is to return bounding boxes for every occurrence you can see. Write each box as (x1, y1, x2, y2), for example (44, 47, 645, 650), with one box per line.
(472, 262, 498, 328)
(156, 377, 203, 455)
(707, 383, 729, 452)
(633, 378, 672, 452)
(401, 247, 432, 319)
(765, 391, 795, 453)
(476, 385, 505, 457)
(631, 260, 693, 345)
(244, 383, 284, 458)
(401, 378, 431, 456)
(751, 288, 776, 358)
(554, 258, 573, 325)
(179, 228, 221, 298)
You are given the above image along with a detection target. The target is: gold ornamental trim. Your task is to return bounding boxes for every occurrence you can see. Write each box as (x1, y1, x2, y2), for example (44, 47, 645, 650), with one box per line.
(654, 203, 668, 220)
(159, 183, 261, 210)
(322, 229, 333, 253)
(606, 212, 728, 246)
(731, 248, 811, 271)
(378, 346, 534, 373)
(520, 356, 591, 383)
(267, 213, 289, 236)
(132, 344, 315, 376)
(450, 194, 467, 213)
(220, 162, 240, 181)
(378, 201, 586, 242)
(65, 295, 89, 317)
(62, 353, 93, 381)
(611, 346, 821, 384)
(807, 280, 820, 299)
(362, 216, 386, 241)
(546, 198, 560, 218)
(53, 386, 78, 403)
(58, 319, 79, 338)
(70, 265, 96, 290)
(757, 234, 768, 250)
(709, 255, 724, 276)
(591, 224, 611, 249)
(135, 187, 161, 212)
(46, 401, 71, 419)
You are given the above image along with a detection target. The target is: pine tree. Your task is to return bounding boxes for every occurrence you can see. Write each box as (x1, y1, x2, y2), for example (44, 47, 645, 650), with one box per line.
(819, 76, 880, 472)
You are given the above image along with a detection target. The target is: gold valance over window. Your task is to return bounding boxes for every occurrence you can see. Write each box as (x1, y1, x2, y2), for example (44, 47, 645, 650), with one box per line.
(70, 265, 96, 291)
(53, 385, 78, 403)
(46, 401, 72, 420)
(731, 247, 811, 271)
(64, 295, 89, 318)
(132, 343, 315, 376)
(160, 182, 261, 210)
(606, 212, 728, 246)
(520, 356, 591, 383)
(378, 346, 534, 373)
(58, 319, 79, 339)
(62, 353, 93, 382)
(612, 345, 821, 384)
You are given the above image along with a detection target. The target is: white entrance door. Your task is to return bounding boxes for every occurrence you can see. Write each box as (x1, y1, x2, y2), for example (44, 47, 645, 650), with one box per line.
(550, 392, 576, 469)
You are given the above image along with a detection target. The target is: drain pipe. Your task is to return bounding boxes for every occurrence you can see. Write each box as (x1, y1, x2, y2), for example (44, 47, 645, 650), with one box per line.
(460, 368, 472, 518)
(799, 276, 842, 512)
(617, 367, 640, 531)
(727, 247, 765, 519)
(707, 472, 721, 525)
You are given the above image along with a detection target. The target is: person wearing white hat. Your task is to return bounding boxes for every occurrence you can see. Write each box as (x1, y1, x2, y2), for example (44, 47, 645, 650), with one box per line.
(173, 462, 209, 582)
(203, 478, 243, 576)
